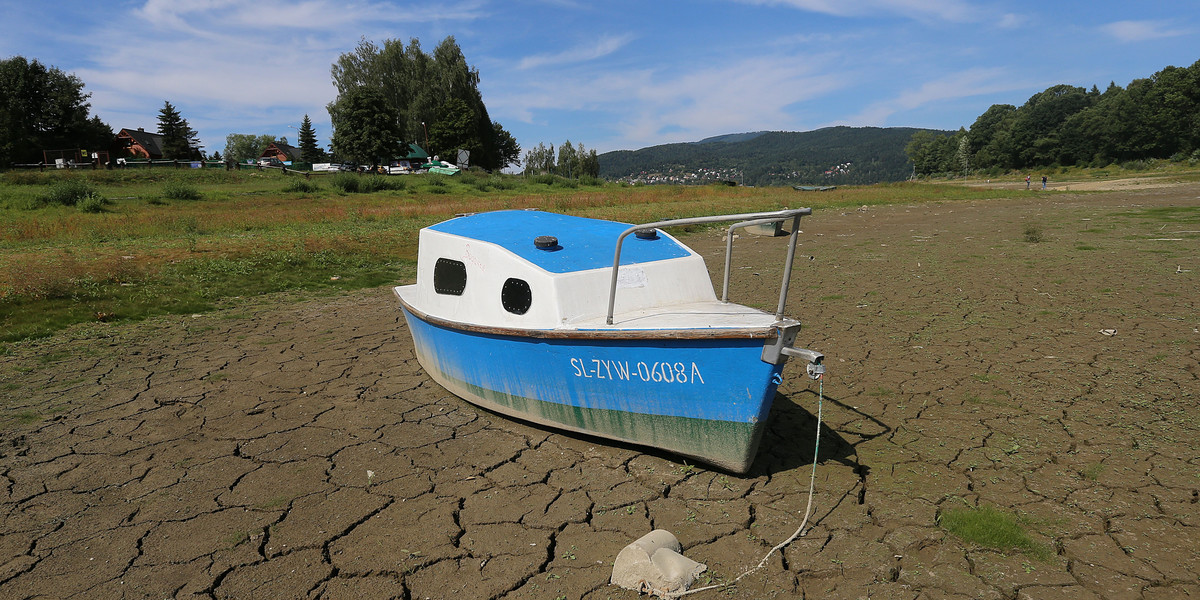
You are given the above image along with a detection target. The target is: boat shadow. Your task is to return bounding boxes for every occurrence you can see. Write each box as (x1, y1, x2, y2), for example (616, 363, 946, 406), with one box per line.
(748, 389, 892, 478)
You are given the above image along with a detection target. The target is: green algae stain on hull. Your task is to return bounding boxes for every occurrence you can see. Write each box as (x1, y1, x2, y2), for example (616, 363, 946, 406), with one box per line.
(432, 367, 768, 473)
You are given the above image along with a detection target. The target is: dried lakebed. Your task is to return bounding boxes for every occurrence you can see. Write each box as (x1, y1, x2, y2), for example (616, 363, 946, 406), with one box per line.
(2, 183, 1198, 599)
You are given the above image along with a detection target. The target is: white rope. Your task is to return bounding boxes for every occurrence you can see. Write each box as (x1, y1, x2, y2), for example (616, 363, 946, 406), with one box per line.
(662, 375, 824, 598)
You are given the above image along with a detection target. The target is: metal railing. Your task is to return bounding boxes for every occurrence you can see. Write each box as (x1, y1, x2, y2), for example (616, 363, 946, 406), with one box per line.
(605, 207, 812, 325)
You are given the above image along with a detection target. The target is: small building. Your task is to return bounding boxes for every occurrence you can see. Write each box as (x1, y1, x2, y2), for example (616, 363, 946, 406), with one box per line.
(115, 128, 166, 159)
(260, 142, 303, 164)
(386, 143, 432, 174)
(399, 143, 430, 162)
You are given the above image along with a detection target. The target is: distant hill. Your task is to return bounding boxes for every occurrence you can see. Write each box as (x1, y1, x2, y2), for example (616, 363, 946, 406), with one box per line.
(599, 126, 950, 186)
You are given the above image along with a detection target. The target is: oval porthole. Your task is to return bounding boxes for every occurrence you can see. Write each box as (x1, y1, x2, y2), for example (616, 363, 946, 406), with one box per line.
(434, 258, 467, 295)
(501, 278, 532, 315)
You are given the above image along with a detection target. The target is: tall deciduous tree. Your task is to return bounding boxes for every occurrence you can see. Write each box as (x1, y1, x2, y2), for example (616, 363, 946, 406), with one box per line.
(493, 122, 521, 170)
(522, 143, 555, 175)
(329, 87, 403, 165)
(223, 133, 278, 163)
(0, 56, 112, 166)
(327, 35, 512, 170)
(428, 98, 479, 160)
(157, 101, 200, 159)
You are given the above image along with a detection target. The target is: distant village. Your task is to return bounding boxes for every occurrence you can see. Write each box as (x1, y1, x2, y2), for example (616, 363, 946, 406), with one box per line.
(615, 162, 853, 186)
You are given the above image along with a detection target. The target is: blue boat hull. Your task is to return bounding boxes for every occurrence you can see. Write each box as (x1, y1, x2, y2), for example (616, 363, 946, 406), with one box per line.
(400, 306, 785, 472)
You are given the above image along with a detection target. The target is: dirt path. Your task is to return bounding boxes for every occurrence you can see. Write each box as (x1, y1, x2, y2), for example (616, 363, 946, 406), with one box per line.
(2, 184, 1198, 599)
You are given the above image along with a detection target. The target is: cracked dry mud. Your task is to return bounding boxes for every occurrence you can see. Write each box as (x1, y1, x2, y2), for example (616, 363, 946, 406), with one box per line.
(2, 184, 1198, 599)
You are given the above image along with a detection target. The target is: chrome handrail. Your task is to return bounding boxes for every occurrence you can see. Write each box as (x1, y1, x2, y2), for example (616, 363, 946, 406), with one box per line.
(605, 208, 812, 325)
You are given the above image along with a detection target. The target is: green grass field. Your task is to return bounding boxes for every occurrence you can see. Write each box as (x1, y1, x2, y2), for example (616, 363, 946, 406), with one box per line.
(3, 162, 1194, 347)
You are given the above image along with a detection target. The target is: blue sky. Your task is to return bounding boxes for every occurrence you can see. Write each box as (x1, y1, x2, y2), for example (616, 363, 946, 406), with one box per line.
(2, 0, 1196, 160)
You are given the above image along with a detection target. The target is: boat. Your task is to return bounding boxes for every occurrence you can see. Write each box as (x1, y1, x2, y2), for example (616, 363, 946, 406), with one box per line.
(393, 208, 824, 473)
(420, 159, 461, 175)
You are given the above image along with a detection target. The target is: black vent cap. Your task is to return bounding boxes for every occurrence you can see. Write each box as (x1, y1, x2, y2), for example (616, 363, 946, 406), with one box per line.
(534, 235, 560, 250)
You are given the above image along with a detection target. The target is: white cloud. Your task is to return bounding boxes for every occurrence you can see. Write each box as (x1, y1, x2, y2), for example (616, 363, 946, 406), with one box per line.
(835, 67, 1018, 126)
(489, 53, 846, 149)
(60, 0, 488, 148)
(731, 0, 979, 23)
(517, 34, 635, 70)
(1099, 20, 1190, 43)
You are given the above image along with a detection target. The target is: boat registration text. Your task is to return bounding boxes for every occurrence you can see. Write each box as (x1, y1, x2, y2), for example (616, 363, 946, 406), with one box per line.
(569, 358, 705, 384)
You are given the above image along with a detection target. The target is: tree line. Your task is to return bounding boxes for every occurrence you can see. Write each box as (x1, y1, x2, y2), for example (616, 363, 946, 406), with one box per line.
(0, 57, 113, 166)
(906, 59, 1200, 176)
(523, 141, 599, 178)
(3, 37, 524, 171)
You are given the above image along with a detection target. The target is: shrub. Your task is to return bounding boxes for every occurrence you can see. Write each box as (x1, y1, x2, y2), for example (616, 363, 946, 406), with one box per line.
(77, 192, 108, 213)
(163, 180, 202, 200)
(42, 179, 96, 206)
(286, 179, 321, 194)
(1023, 225, 1044, 243)
(331, 172, 359, 193)
(359, 175, 399, 193)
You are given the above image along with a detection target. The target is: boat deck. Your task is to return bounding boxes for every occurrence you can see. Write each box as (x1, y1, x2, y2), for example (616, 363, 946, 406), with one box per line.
(568, 300, 780, 331)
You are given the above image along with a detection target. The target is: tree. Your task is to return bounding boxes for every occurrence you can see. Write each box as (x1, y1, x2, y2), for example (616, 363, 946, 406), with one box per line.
(556, 141, 578, 177)
(328, 35, 513, 170)
(329, 87, 403, 165)
(224, 133, 278, 163)
(297, 114, 324, 163)
(428, 98, 479, 159)
(522, 143, 555, 175)
(210, 150, 222, 161)
(157, 101, 200, 159)
(493, 122, 521, 170)
(0, 56, 112, 166)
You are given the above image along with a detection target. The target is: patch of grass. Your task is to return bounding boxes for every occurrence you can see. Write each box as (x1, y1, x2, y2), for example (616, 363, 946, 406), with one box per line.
(257, 495, 292, 510)
(162, 180, 202, 201)
(10, 410, 41, 425)
(1081, 463, 1104, 481)
(0, 250, 411, 343)
(939, 504, 1053, 561)
(1023, 225, 1044, 243)
(285, 178, 321, 194)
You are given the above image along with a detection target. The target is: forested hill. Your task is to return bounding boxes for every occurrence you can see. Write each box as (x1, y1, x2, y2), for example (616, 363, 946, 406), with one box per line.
(598, 126, 947, 186)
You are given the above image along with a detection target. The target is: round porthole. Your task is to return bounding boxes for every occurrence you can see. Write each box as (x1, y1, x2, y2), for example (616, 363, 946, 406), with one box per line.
(501, 278, 532, 315)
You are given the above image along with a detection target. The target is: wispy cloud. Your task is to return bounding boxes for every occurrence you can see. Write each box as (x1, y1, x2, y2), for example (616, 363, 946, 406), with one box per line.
(517, 35, 634, 70)
(65, 0, 488, 146)
(836, 67, 1018, 126)
(731, 0, 979, 23)
(1099, 20, 1190, 43)
(491, 52, 846, 149)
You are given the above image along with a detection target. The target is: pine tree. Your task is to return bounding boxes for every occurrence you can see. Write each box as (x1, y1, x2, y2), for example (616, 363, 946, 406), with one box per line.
(157, 101, 199, 159)
(298, 114, 322, 163)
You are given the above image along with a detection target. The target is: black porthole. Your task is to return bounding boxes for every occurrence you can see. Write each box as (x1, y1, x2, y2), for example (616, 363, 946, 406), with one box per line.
(434, 258, 467, 295)
(501, 278, 532, 315)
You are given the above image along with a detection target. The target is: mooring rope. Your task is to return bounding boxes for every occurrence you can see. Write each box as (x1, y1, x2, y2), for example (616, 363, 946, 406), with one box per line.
(662, 374, 825, 598)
